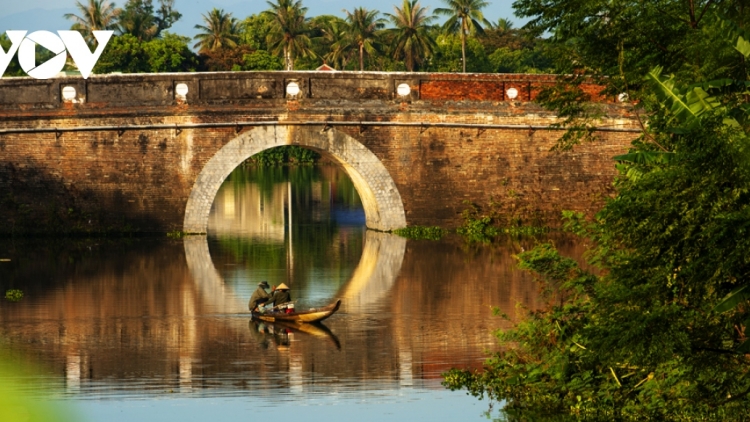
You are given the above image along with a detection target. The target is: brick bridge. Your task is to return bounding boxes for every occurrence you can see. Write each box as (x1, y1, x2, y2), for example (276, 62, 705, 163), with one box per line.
(0, 71, 639, 234)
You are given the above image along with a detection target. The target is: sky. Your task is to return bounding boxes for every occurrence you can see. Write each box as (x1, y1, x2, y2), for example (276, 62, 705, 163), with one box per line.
(0, 0, 525, 42)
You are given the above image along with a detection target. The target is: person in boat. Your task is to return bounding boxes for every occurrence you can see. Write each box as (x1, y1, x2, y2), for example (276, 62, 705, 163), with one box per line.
(248, 281, 271, 312)
(270, 283, 293, 313)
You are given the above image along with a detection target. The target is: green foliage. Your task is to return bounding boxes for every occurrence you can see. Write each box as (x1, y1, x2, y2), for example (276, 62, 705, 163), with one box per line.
(240, 13, 274, 50)
(456, 200, 500, 242)
(4, 289, 23, 302)
(456, 197, 550, 242)
(143, 33, 198, 72)
(94, 33, 197, 73)
(443, 21, 750, 419)
(435, 0, 491, 73)
(488, 45, 553, 74)
(513, 0, 750, 142)
(534, 75, 605, 150)
(393, 226, 447, 240)
(245, 146, 320, 167)
(94, 33, 146, 73)
(193, 8, 240, 52)
(235, 50, 284, 71)
(263, 0, 316, 70)
(64, 0, 119, 44)
(118, 0, 181, 42)
(57, 1, 556, 75)
(0, 35, 27, 77)
(384, 0, 438, 71)
(429, 34, 492, 73)
(342, 7, 386, 71)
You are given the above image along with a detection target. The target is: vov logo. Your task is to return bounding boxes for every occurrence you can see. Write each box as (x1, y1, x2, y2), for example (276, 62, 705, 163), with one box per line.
(0, 30, 113, 79)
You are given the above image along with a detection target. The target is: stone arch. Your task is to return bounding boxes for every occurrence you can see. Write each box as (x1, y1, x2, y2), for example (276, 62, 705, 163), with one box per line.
(183, 125, 407, 233)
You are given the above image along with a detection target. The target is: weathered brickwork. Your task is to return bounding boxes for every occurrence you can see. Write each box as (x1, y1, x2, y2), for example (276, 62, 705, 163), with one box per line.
(0, 71, 639, 234)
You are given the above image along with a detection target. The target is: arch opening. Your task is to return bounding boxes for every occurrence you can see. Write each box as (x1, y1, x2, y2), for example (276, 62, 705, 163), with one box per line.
(183, 125, 406, 234)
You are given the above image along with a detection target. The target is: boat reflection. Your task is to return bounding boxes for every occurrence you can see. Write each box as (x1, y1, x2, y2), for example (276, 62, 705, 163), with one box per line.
(249, 319, 341, 350)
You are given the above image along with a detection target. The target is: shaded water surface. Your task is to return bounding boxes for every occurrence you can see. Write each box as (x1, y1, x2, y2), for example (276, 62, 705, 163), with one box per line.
(0, 165, 584, 421)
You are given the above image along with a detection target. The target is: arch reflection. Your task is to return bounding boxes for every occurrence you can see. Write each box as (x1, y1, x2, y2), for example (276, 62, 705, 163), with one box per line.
(183, 230, 407, 314)
(335, 231, 406, 312)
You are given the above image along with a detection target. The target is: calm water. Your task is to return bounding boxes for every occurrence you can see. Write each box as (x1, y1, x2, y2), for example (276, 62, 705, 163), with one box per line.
(0, 165, 584, 421)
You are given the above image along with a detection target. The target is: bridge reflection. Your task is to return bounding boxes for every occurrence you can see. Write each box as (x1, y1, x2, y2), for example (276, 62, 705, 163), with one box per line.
(0, 232, 560, 397)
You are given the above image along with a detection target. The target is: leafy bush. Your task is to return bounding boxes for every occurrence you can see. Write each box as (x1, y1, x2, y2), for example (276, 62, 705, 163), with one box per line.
(4, 289, 23, 302)
(393, 226, 447, 240)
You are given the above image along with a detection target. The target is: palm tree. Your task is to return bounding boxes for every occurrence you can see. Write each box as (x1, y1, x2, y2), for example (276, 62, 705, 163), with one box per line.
(385, 0, 437, 72)
(494, 18, 514, 33)
(343, 8, 386, 71)
(315, 16, 351, 69)
(64, 0, 119, 44)
(117, 0, 158, 41)
(435, 0, 490, 72)
(263, 0, 316, 70)
(193, 8, 240, 53)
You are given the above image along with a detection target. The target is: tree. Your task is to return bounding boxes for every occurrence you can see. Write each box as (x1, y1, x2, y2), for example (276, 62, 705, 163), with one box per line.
(343, 7, 386, 71)
(263, 0, 316, 70)
(193, 8, 240, 53)
(313, 15, 351, 69)
(0, 34, 23, 76)
(239, 13, 275, 50)
(93, 33, 147, 73)
(385, 0, 437, 71)
(142, 33, 198, 72)
(488, 45, 553, 73)
(435, 0, 490, 73)
(198, 45, 253, 71)
(236, 50, 284, 71)
(443, 20, 750, 421)
(94, 32, 197, 73)
(493, 17, 514, 32)
(429, 33, 491, 72)
(510, 0, 750, 123)
(116, 0, 181, 42)
(64, 0, 119, 44)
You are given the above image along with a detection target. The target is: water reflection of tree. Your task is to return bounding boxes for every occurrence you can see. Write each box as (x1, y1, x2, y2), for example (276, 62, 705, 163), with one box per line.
(214, 164, 365, 292)
(228, 164, 362, 212)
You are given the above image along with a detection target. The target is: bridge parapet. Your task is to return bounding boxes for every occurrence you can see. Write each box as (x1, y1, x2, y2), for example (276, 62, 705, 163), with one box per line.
(0, 71, 612, 111)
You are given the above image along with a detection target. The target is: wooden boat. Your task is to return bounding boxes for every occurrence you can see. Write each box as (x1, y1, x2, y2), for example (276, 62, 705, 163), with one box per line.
(252, 299, 341, 323)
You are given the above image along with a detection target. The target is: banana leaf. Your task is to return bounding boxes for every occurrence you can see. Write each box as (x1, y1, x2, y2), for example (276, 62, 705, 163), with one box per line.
(714, 285, 750, 313)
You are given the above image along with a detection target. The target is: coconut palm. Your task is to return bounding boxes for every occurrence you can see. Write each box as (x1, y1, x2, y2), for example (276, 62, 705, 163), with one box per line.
(64, 0, 119, 44)
(494, 18, 514, 33)
(385, 0, 437, 71)
(315, 16, 351, 69)
(263, 0, 316, 70)
(193, 8, 240, 53)
(117, 0, 158, 41)
(435, 0, 490, 72)
(343, 8, 386, 71)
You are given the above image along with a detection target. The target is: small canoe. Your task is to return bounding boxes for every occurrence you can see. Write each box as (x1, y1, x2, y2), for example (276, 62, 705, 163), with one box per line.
(252, 299, 341, 323)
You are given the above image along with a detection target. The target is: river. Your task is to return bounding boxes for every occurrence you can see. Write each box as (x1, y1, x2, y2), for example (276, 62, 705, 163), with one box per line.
(0, 164, 584, 421)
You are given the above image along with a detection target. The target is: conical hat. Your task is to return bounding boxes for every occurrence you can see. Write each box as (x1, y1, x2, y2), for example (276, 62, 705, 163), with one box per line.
(277, 283, 290, 290)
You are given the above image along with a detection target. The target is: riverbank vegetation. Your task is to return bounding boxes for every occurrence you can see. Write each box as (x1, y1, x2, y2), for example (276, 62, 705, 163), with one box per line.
(454, 199, 549, 242)
(442, 3, 750, 420)
(393, 225, 447, 240)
